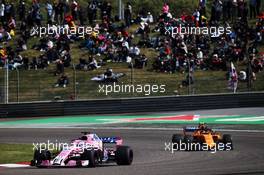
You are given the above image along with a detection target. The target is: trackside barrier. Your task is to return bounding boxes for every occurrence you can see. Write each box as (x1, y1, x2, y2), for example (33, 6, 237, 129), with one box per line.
(0, 93, 263, 118)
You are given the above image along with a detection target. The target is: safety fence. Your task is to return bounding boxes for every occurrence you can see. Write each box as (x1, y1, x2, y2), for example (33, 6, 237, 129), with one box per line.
(0, 65, 263, 103)
(0, 92, 263, 118)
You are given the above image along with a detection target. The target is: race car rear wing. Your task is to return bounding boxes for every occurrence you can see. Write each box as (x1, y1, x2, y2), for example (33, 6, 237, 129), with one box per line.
(100, 137, 123, 145)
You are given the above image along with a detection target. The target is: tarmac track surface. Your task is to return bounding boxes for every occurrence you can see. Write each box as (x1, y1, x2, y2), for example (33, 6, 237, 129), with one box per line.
(1, 108, 264, 175)
(0, 127, 264, 175)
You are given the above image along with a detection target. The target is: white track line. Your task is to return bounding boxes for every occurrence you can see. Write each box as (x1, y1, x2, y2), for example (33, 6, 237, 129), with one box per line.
(217, 116, 264, 122)
(0, 164, 30, 168)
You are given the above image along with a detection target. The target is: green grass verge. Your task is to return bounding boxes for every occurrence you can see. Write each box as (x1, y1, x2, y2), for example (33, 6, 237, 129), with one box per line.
(0, 144, 33, 164)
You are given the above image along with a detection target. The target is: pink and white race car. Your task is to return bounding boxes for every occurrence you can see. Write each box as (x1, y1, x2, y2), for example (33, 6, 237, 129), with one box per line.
(30, 132, 133, 168)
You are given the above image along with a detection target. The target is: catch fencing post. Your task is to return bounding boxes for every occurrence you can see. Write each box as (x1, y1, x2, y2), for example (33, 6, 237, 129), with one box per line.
(72, 63, 77, 100)
(4, 59, 9, 104)
(15, 67, 20, 103)
(130, 62, 134, 85)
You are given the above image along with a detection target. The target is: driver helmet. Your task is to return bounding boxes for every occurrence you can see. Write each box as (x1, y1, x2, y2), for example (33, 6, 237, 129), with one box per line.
(198, 122, 206, 130)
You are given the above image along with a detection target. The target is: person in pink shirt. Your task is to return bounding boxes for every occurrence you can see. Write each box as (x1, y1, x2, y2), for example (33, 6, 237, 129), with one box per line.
(162, 3, 169, 14)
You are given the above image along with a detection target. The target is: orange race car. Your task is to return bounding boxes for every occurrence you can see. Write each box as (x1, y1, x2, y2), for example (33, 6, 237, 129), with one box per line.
(171, 123, 233, 151)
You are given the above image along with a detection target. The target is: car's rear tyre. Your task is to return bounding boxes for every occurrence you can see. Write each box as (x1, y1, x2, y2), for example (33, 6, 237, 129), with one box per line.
(172, 134, 183, 149)
(115, 146, 133, 165)
(222, 134, 233, 150)
(183, 135, 193, 151)
(172, 134, 183, 143)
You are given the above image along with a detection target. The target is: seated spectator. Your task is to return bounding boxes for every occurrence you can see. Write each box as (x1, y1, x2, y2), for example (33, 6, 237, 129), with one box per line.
(129, 44, 140, 58)
(196, 48, 203, 60)
(38, 54, 49, 69)
(252, 57, 263, 73)
(16, 38, 27, 52)
(105, 47, 115, 62)
(211, 54, 225, 70)
(46, 48, 59, 62)
(88, 57, 101, 70)
(54, 59, 64, 75)
(29, 55, 48, 70)
(0, 46, 6, 67)
(30, 57, 39, 70)
(12, 54, 23, 69)
(104, 68, 113, 81)
(60, 50, 71, 67)
(136, 22, 147, 35)
(135, 54, 148, 68)
(23, 56, 29, 70)
(147, 12, 154, 23)
(181, 73, 194, 87)
(32, 38, 48, 51)
(8, 16, 16, 31)
(137, 36, 152, 48)
(141, 12, 154, 23)
(76, 58, 88, 70)
(55, 74, 69, 88)
(239, 71, 247, 81)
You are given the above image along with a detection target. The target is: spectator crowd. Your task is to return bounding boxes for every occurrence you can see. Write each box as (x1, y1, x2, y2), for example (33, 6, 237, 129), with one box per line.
(0, 0, 263, 90)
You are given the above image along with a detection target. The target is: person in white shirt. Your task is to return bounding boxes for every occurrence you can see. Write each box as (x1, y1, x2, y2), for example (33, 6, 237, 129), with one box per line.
(193, 9, 200, 26)
(46, 2, 53, 22)
(147, 12, 154, 23)
(0, 3, 4, 25)
(239, 71, 247, 81)
(197, 48, 203, 60)
(88, 57, 101, 70)
(129, 45, 140, 58)
(167, 12, 172, 19)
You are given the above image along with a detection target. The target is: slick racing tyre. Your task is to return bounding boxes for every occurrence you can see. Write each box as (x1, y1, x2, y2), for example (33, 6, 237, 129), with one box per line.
(172, 134, 183, 144)
(82, 149, 97, 168)
(115, 146, 133, 165)
(222, 134, 233, 150)
(31, 149, 51, 167)
(183, 135, 194, 151)
(172, 134, 183, 149)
